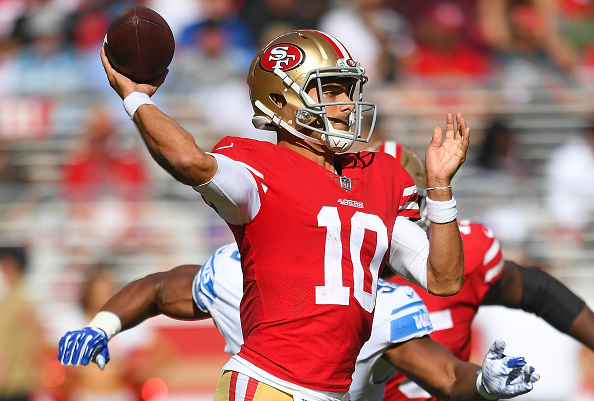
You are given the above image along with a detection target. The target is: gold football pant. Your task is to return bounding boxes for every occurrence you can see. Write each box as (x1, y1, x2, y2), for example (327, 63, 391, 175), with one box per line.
(214, 370, 293, 401)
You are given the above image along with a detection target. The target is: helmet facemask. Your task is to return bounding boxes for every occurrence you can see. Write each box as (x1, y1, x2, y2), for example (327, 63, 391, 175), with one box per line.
(292, 65, 377, 152)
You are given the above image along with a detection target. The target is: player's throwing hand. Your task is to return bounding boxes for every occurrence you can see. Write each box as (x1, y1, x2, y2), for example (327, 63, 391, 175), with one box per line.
(100, 46, 166, 101)
(477, 340, 540, 399)
(58, 327, 110, 370)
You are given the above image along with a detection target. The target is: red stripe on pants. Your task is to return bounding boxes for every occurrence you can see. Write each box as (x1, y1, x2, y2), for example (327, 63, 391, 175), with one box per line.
(244, 378, 259, 401)
(229, 371, 239, 401)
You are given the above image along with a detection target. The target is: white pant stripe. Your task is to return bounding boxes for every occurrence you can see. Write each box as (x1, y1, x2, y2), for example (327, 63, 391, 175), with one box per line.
(234, 372, 250, 401)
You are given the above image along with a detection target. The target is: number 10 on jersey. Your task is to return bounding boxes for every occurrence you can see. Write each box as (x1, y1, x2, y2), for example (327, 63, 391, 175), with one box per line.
(316, 206, 389, 313)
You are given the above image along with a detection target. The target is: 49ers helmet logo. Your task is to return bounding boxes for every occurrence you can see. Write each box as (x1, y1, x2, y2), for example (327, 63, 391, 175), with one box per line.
(260, 43, 305, 72)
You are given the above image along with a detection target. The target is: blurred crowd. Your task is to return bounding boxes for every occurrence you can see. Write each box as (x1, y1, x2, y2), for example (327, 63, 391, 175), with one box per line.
(2, 0, 594, 108)
(1, 0, 594, 400)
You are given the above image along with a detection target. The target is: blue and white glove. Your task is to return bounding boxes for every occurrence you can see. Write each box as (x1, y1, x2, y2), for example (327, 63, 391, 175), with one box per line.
(57, 311, 121, 370)
(476, 340, 540, 400)
(58, 327, 110, 370)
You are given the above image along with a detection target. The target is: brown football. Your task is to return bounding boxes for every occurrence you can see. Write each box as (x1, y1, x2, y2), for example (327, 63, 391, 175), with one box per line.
(104, 6, 175, 83)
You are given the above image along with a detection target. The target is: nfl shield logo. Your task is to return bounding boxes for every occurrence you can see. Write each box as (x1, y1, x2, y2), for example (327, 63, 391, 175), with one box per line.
(340, 176, 352, 191)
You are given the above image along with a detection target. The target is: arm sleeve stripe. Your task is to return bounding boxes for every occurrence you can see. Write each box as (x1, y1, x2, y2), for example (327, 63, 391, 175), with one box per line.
(402, 185, 417, 197)
(483, 239, 502, 266)
(485, 260, 505, 283)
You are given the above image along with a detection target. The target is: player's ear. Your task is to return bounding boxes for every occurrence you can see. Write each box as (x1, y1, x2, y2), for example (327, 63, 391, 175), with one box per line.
(270, 93, 286, 108)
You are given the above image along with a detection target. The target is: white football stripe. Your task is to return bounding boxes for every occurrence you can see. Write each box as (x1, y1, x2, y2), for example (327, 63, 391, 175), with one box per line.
(383, 141, 397, 157)
(399, 380, 432, 399)
(235, 161, 264, 179)
(429, 309, 454, 331)
(483, 239, 502, 266)
(402, 185, 417, 197)
(485, 260, 505, 283)
(234, 373, 250, 401)
(400, 201, 420, 211)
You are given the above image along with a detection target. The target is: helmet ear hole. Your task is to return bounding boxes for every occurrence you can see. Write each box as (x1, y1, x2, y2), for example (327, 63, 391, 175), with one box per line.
(270, 93, 286, 107)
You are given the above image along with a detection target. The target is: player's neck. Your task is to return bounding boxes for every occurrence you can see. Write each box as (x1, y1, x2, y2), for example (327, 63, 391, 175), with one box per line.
(277, 131, 335, 172)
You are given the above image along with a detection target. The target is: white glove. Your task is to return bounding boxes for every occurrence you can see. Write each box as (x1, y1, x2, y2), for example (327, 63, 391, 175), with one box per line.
(476, 340, 540, 400)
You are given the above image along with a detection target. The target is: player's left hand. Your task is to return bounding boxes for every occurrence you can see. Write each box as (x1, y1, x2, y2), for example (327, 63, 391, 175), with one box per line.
(425, 112, 470, 189)
(58, 327, 110, 370)
(477, 340, 540, 399)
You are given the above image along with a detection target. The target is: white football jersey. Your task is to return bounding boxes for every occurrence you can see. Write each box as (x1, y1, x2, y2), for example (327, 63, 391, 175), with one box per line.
(193, 243, 433, 401)
(349, 279, 433, 401)
(192, 243, 244, 355)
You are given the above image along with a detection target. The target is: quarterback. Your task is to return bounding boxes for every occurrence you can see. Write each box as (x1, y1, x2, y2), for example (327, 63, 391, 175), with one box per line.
(98, 28, 468, 399)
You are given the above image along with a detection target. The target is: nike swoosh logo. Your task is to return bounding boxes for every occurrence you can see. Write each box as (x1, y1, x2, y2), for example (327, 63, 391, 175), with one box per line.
(215, 143, 234, 150)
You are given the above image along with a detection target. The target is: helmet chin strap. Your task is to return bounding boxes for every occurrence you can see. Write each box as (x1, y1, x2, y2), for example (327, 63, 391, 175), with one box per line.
(320, 132, 354, 152)
(321, 117, 356, 152)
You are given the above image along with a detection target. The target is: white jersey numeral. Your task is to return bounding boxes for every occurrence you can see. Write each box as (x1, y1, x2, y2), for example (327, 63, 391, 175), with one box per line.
(316, 206, 388, 312)
(316, 206, 350, 306)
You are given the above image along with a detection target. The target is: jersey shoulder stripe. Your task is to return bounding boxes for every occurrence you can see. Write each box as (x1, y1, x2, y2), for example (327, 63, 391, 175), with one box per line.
(458, 220, 504, 281)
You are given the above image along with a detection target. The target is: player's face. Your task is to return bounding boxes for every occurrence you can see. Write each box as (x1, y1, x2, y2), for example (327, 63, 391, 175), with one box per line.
(307, 78, 355, 132)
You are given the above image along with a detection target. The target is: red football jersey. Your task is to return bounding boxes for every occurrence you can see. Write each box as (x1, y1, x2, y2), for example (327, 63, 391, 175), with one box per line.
(210, 137, 420, 392)
(384, 220, 505, 401)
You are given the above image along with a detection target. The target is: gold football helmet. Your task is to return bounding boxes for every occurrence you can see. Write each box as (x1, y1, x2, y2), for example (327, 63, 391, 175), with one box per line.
(248, 29, 377, 152)
(372, 141, 429, 229)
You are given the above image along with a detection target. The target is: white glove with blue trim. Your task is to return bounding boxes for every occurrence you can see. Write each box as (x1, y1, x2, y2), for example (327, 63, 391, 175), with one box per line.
(476, 340, 540, 400)
(58, 327, 110, 370)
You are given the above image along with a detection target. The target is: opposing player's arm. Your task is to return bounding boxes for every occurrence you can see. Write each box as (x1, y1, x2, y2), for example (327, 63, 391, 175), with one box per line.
(482, 260, 594, 351)
(384, 336, 481, 401)
(102, 264, 210, 331)
(384, 336, 538, 401)
(58, 264, 210, 369)
(100, 47, 217, 186)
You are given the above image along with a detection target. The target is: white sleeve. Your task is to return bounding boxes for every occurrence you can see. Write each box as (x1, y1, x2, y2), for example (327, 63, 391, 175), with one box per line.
(387, 216, 429, 291)
(193, 153, 261, 225)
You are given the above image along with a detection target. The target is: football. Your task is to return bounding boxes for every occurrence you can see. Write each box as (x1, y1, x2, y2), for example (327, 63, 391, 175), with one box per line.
(104, 6, 175, 83)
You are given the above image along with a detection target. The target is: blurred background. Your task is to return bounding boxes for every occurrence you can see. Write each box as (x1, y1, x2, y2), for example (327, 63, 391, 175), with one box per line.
(1, 0, 594, 400)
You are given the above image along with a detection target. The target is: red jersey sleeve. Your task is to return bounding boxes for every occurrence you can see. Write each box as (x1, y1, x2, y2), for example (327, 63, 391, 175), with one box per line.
(396, 162, 421, 221)
(458, 220, 505, 289)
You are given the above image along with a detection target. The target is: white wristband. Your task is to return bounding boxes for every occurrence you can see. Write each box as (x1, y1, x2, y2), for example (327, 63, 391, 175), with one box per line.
(426, 197, 457, 224)
(476, 372, 499, 400)
(88, 311, 122, 340)
(123, 92, 154, 119)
